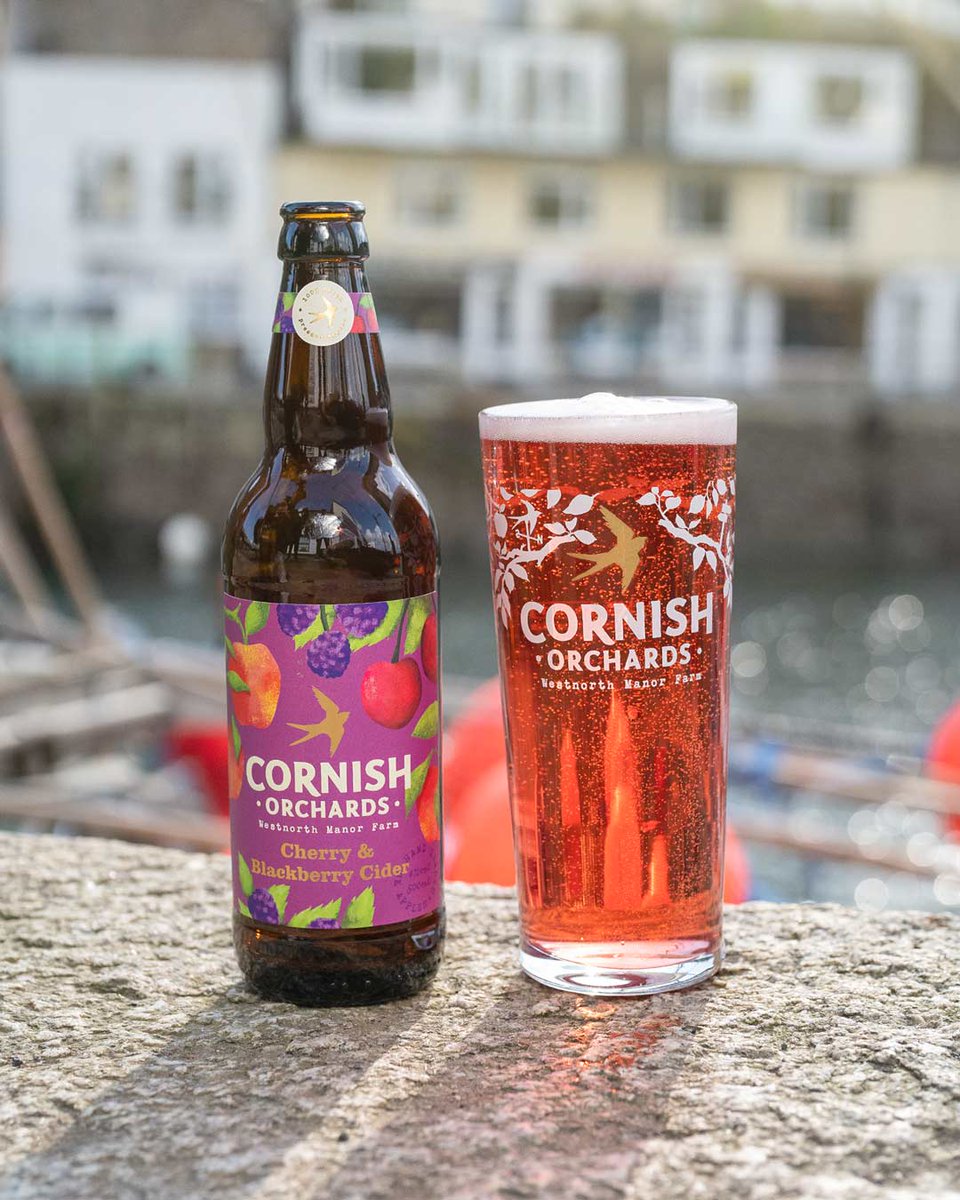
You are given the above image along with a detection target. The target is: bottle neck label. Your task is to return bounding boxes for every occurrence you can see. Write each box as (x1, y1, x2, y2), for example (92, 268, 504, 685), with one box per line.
(273, 281, 380, 346)
(226, 593, 441, 931)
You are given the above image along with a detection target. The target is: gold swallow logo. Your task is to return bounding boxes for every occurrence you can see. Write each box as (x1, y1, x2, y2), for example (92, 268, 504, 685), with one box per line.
(308, 295, 339, 328)
(568, 507, 648, 593)
(288, 687, 350, 753)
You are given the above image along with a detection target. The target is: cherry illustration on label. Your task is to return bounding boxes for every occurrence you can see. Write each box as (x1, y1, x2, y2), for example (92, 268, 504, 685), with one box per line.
(362, 657, 422, 729)
(421, 613, 438, 683)
(359, 596, 431, 730)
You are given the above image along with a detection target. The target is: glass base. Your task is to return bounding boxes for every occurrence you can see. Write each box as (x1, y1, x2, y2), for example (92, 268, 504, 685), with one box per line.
(519, 938, 723, 997)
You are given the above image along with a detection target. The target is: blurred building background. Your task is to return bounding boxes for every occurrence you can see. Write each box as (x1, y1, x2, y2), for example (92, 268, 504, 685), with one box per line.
(5, 0, 960, 399)
(3, 0, 960, 908)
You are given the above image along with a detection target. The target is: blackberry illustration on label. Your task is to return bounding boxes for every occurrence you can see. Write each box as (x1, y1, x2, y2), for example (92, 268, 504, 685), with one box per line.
(225, 593, 442, 932)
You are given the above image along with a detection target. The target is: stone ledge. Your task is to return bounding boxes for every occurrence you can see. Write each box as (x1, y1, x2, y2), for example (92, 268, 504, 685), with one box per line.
(0, 832, 958, 1200)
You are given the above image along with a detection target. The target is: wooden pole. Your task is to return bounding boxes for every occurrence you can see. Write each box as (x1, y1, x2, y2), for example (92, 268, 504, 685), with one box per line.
(735, 819, 948, 881)
(735, 742, 960, 817)
(0, 783, 227, 852)
(0, 366, 109, 640)
(0, 499, 56, 635)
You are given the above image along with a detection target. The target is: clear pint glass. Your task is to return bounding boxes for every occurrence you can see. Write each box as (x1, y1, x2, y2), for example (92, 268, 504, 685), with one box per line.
(479, 394, 737, 996)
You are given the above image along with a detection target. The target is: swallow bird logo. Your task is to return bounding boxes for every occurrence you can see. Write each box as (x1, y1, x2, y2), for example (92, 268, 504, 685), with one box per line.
(309, 295, 338, 328)
(288, 687, 350, 753)
(567, 506, 648, 593)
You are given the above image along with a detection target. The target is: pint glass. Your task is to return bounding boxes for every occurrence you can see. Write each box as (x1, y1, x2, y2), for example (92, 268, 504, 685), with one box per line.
(479, 394, 737, 996)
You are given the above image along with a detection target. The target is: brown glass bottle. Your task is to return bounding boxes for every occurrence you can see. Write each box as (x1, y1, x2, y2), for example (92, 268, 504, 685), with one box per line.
(223, 202, 443, 1005)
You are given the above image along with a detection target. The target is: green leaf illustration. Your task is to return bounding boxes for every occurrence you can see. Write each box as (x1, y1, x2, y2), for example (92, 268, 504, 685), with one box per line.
(224, 635, 235, 656)
(267, 885, 290, 923)
(287, 898, 343, 928)
(403, 595, 433, 655)
(227, 671, 250, 694)
(405, 752, 433, 815)
(358, 294, 375, 309)
(342, 886, 375, 929)
(347, 599, 404, 652)
(238, 854, 254, 897)
(238, 900, 252, 918)
(412, 702, 439, 740)
(224, 604, 245, 634)
(244, 601, 270, 639)
(230, 717, 242, 762)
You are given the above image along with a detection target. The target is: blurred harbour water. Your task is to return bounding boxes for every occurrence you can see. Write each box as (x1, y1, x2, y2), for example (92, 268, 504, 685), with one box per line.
(105, 552, 960, 739)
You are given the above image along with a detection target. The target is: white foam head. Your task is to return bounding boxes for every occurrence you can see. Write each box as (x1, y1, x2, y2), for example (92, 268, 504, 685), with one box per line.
(479, 393, 736, 445)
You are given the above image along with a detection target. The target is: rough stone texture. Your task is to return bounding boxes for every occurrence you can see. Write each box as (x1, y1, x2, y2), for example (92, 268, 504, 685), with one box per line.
(0, 833, 958, 1200)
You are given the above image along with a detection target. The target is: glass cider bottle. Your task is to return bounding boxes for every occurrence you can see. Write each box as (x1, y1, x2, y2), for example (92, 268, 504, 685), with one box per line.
(223, 202, 443, 1005)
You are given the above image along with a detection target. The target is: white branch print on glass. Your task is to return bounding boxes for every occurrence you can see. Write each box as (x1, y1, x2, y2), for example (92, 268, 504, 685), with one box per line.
(488, 489, 597, 626)
(637, 478, 736, 602)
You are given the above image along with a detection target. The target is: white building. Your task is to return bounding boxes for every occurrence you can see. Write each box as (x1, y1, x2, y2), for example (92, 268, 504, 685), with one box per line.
(869, 267, 960, 394)
(669, 40, 918, 172)
(1, 56, 281, 383)
(294, 8, 624, 156)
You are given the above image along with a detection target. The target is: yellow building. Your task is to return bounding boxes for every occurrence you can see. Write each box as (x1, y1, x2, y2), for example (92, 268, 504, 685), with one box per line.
(277, 143, 960, 392)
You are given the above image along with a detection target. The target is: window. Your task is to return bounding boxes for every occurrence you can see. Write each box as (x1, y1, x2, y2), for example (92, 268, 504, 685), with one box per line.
(77, 151, 135, 223)
(670, 289, 706, 357)
(557, 66, 587, 121)
(462, 57, 483, 113)
(398, 165, 462, 227)
(492, 0, 525, 23)
(172, 154, 231, 223)
(708, 70, 753, 120)
(669, 178, 730, 235)
(795, 182, 856, 240)
(517, 64, 538, 122)
(191, 277, 239, 339)
(329, 0, 408, 11)
(782, 291, 864, 349)
(816, 75, 864, 126)
(357, 45, 417, 94)
(892, 290, 923, 386)
(529, 175, 593, 229)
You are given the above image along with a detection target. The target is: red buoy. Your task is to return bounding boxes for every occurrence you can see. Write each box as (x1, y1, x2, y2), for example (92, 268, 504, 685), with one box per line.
(927, 702, 960, 838)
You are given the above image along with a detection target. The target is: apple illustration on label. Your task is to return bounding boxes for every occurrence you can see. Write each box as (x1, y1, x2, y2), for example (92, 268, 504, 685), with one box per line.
(228, 643, 281, 729)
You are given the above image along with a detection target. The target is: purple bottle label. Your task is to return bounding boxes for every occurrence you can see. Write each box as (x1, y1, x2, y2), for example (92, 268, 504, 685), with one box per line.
(225, 593, 441, 931)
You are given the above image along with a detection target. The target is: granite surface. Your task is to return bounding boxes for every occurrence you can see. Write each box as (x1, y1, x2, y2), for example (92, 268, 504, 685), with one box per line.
(0, 833, 958, 1200)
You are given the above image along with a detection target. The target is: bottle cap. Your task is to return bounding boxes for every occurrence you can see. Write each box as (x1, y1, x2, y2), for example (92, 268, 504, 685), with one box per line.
(278, 202, 369, 260)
